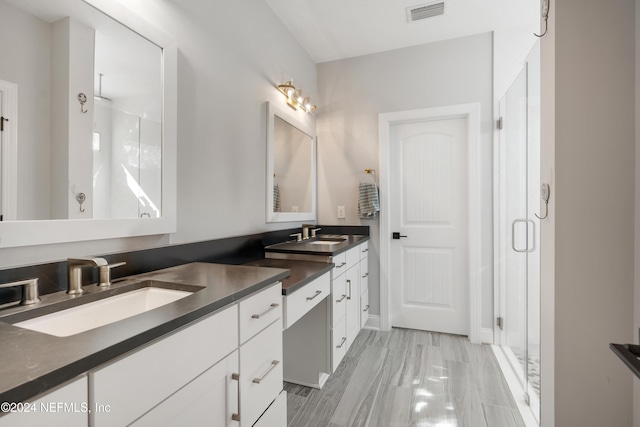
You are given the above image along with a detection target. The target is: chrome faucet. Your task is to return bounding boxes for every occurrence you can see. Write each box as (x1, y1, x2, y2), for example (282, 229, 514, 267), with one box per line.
(302, 224, 314, 240)
(0, 278, 40, 305)
(67, 257, 108, 295)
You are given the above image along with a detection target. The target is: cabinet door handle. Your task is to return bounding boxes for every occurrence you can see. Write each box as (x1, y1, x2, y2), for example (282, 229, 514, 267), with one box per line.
(347, 279, 352, 300)
(336, 294, 347, 303)
(336, 262, 346, 269)
(337, 337, 347, 349)
(363, 305, 370, 312)
(251, 303, 279, 319)
(306, 290, 322, 301)
(252, 360, 280, 384)
(362, 272, 369, 278)
(362, 248, 368, 253)
(231, 373, 240, 422)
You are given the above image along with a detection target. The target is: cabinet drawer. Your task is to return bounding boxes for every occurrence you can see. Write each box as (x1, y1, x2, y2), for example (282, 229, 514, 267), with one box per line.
(240, 320, 283, 427)
(284, 272, 330, 329)
(331, 315, 347, 372)
(345, 246, 360, 271)
(361, 288, 369, 329)
(360, 256, 369, 294)
(331, 274, 347, 327)
(131, 351, 239, 427)
(0, 376, 87, 427)
(253, 390, 287, 427)
(91, 304, 238, 427)
(239, 282, 282, 344)
(360, 242, 369, 260)
(331, 252, 347, 278)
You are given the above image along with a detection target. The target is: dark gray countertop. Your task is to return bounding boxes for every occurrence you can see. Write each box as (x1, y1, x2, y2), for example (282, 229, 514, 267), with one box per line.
(264, 234, 369, 257)
(244, 259, 334, 295)
(0, 262, 289, 405)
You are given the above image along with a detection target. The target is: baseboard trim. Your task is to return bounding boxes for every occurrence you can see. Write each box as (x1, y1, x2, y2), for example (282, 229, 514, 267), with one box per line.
(283, 372, 329, 390)
(481, 327, 494, 344)
(364, 315, 381, 330)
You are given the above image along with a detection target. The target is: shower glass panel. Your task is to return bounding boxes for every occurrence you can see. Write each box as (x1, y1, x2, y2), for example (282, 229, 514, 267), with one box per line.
(497, 41, 541, 423)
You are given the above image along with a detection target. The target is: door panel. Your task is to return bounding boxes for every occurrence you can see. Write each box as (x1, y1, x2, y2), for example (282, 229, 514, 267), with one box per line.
(390, 117, 469, 335)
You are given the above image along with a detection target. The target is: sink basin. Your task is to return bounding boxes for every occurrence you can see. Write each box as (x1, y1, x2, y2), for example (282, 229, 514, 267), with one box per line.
(15, 287, 193, 337)
(309, 240, 342, 246)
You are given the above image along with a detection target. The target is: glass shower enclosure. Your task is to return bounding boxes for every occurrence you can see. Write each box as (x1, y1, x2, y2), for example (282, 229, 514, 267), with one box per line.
(495, 41, 541, 423)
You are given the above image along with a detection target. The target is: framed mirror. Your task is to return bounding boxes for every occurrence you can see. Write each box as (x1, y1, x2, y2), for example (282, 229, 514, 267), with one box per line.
(266, 101, 316, 223)
(0, 0, 177, 247)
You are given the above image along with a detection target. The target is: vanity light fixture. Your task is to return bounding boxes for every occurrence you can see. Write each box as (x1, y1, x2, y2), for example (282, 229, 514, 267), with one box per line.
(277, 80, 317, 114)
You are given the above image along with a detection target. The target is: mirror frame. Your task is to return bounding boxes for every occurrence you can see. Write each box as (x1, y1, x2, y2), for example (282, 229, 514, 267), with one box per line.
(266, 101, 317, 223)
(0, 0, 177, 248)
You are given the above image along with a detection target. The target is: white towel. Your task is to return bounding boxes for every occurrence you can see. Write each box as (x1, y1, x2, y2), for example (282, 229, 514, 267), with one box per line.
(358, 182, 380, 219)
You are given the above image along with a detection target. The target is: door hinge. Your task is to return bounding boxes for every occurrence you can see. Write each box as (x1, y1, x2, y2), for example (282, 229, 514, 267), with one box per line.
(496, 117, 503, 130)
(496, 316, 504, 330)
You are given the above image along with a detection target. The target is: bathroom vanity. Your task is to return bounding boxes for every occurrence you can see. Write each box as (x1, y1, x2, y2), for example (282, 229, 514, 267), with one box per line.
(0, 263, 289, 426)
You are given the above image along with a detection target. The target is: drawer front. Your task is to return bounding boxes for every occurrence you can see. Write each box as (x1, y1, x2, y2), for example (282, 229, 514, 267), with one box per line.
(240, 320, 283, 427)
(331, 316, 348, 372)
(361, 288, 370, 329)
(345, 267, 360, 346)
(253, 390, 287, 427)
(331, 273, 347, 327)
(0, 376, 87, 427)
(345, 246, 360, 271)
(360, 242, 369, 260)
(239, 282, 282, 344)
(284, 272, 330, 329)
(92, 305, 238, 427)
(360, 256, 369, 294)
(331, 252, 347, 278)
(131, 351, 239, 427)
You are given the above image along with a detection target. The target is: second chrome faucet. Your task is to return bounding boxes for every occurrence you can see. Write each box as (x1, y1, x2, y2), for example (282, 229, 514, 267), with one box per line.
(67, 257, 126, 295)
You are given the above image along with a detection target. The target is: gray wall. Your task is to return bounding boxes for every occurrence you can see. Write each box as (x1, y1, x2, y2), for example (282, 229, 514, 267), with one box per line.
(316, 33, 495, 329)
(541, 0, 635, 425)
(0, 0, 317, 268)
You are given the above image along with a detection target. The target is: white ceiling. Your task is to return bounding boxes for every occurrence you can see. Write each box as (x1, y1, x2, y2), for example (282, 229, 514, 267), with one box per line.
(264, 0, 539, 63)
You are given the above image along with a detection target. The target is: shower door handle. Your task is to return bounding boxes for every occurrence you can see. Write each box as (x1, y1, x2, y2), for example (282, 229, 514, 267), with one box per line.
(511, 219, 536, 253)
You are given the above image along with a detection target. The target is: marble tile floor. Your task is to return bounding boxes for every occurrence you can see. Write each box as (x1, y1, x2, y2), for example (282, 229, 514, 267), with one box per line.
(285, 328, 525, 427)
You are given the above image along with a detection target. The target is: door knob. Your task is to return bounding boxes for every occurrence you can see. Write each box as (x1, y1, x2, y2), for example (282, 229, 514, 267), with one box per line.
(392, 232, 407, 239)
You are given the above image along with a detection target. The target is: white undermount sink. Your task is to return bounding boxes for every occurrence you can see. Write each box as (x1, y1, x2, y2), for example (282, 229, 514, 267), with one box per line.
(15, 287, 192, 337)
(308, 240, 342, 246)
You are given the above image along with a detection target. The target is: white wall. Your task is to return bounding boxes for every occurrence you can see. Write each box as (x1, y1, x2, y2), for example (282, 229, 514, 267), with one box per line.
(0, 0, 316, 268)
(541, 0, 635, 425)
(0, 1, 51, 221)
(316, 33, 494, 327)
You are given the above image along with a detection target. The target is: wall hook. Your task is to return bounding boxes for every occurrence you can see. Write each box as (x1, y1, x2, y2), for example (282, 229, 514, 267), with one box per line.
(77, 93, 88, 113)
(534, 0, 550, 38)
(535, 183, 550, 220)
(76, 192, 86, 212)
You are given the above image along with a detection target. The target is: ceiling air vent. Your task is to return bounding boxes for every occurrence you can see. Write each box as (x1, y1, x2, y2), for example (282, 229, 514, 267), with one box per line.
(407, 2, 445, 22)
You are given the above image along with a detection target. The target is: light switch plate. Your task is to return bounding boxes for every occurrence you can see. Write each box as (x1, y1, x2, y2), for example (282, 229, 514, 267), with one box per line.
(337, 206, 346, 219)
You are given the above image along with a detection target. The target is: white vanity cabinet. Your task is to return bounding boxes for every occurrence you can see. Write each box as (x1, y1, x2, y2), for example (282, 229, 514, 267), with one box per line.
(0, 376, 88, 427)
(329, 242, 368, 372)
(90, 282, 285, 427)
(360, 243, 369, 328)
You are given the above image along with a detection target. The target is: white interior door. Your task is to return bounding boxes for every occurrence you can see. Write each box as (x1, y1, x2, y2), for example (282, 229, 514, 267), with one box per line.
(389, 117, 469, 335)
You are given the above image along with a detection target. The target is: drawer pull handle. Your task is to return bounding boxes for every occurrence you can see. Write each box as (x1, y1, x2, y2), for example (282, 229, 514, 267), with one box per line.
(306, 290, 322, 301)
(362, 273, 369, 278)
(252, 303, 279, 319)
(347, 279, 352, 300)
(363, 305, 370, 312)
(253, 360, 280, 384)
(362, 248, 368, 252)
(337, 337, 347, 349)
(336, 294, 347, 303)
(231, 373, 240, 421)
(336, 262, 346, 269)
